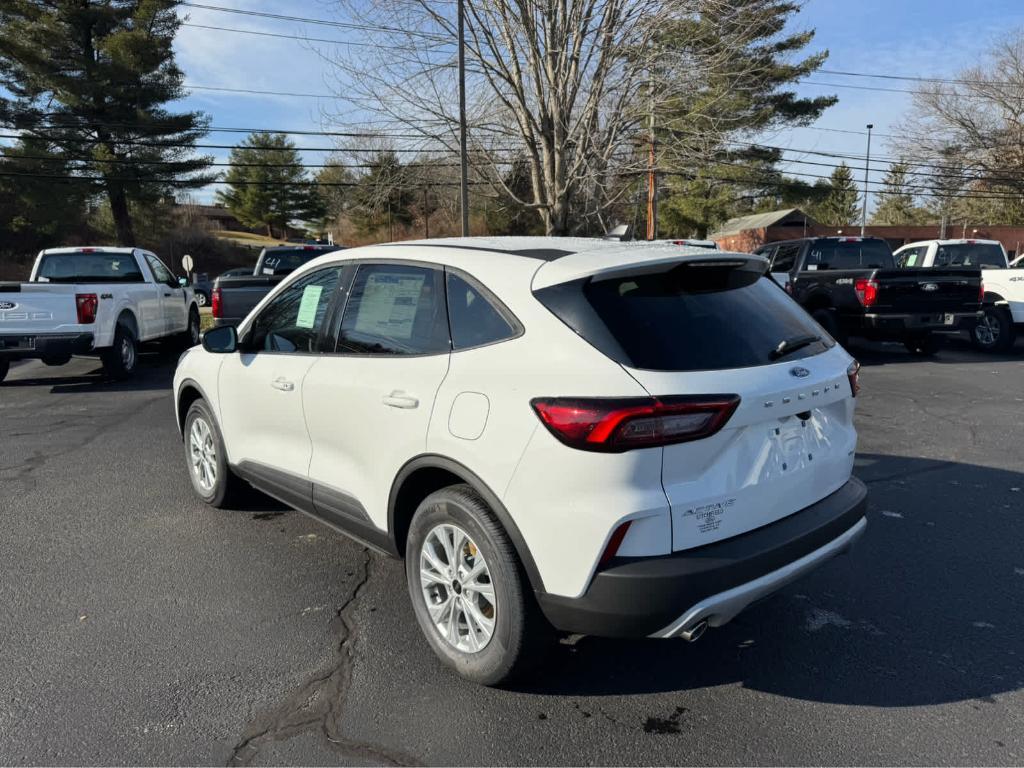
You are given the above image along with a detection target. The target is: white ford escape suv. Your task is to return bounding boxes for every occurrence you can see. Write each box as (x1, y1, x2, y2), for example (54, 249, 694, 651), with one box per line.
(173, 237, 867, 685)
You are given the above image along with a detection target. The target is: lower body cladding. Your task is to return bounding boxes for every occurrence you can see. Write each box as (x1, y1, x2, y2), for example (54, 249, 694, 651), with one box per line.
(0, 332, 94, 360)
(535, 477, 867, 639)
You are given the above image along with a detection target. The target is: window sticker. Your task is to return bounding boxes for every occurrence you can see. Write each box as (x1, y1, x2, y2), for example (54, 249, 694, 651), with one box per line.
(354, 273, 425, 340)
(295, 285, 324, 329)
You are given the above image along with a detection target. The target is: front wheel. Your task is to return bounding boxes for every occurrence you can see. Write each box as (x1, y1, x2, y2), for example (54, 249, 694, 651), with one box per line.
(972, 308, 1015, 353)
(101, 323, 138, 379)
(195, 291, 208, 307)
(406, 484, 552, 686)
(183, 399, 243, 507)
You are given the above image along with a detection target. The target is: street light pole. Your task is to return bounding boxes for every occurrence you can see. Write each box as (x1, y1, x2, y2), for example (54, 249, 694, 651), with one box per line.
(861, 123, 873, 237)
(457, 0, 470, 237)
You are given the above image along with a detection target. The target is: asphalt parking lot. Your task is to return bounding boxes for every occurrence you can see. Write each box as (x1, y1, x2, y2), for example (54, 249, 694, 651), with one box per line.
(2, 338, 1023, 766)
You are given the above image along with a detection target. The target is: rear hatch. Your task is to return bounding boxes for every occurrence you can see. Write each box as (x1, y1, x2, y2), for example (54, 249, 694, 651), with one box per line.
(0, 284, 81, 336)
(872, 268, 982, 313)
(534, 251, 858, 552)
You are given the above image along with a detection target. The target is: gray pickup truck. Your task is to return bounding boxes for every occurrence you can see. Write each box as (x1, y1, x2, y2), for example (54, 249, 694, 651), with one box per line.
(211, 244, 341, 327)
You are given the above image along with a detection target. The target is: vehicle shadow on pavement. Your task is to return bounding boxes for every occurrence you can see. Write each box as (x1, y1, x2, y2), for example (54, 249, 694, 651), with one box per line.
(852, 336, 1023, 366)
(1, 351, 177, 393)
(511, 452, 1024, 707)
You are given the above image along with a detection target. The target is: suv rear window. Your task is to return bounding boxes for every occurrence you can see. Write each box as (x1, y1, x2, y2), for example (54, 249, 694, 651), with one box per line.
(934, 243, 1005, 268)
(35, 252, 144, 283)
(806, 240, 894, 270)
(536, 264, 832, 371)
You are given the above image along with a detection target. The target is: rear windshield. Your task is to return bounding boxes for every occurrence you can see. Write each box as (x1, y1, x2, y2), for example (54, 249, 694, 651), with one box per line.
(35, 252, 144, 283)
(806, 240, 894, 270)
(258, 248, 334, 276)
(934, 243, 1005, 268)
(536, 264, 833, 371)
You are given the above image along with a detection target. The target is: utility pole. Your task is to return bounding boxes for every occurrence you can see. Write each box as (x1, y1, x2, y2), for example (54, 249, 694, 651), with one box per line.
(861, 123, 873, 237)
(646, 70, 657, 241)
(457, 0, 470, 237)
(423, 187, 430, 239)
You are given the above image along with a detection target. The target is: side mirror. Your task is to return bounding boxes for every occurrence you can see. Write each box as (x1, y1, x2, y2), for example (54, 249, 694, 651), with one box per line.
(202, 324, 237, 354)
(178, 276, 189, 287)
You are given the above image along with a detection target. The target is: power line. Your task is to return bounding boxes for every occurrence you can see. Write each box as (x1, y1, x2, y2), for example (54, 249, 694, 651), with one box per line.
(818, 68, 1024, 89)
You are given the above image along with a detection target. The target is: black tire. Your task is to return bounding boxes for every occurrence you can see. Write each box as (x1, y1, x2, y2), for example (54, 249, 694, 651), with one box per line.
(811, 308, 847, 347)
(180, 306, 201, 351)
(101, 322, 138, 379)
(971, 307, 1015, 353)
(0, 358, 8, 383)
(183, 399, 243, 508)
(41, 355, 71, 367)
(406, 484, 552, 686)
(904, 332, 940, 356)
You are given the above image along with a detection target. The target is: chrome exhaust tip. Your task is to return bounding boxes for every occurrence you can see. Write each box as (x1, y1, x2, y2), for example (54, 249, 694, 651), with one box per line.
(679, 619, 708, 642)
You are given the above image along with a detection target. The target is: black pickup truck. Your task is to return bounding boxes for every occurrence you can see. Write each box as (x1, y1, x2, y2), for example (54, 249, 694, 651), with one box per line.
(755, 237, 983, 354)
(212, 244, 341, 327)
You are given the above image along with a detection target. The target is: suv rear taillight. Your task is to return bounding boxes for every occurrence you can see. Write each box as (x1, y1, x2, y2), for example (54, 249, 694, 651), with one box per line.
(847, 360, 861, 397)
(854, 278, 879, 307)
(531, 395, 740, 453)
(211, 286, 222, 318)
(75, 293, 98, 324)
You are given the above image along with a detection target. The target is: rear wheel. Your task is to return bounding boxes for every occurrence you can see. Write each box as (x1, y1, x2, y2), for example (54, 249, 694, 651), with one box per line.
(183, 399, 243, 507)
(972, 307, 1015, 353)
(101, 323, 138, 379)
(811, 308, 847, 347)
(0, 359, 8, 383)
(180, 306, 201, 350)
(41, 355, 71, 367)
(904, 332, 939, 356)
(406, 484, 551, 686)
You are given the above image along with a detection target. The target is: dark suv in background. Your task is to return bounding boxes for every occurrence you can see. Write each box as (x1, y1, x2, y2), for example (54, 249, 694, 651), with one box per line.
(756, 237, 984, 354)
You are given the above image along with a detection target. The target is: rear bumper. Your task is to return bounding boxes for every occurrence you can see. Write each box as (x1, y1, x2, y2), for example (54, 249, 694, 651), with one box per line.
(856, 311, 982, 333)
(535, 477, 868, 638)
(0, 333, 94, 359)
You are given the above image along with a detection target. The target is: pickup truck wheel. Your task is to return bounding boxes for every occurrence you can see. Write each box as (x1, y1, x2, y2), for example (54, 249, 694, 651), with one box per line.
(101, 324, 138, 379)
(811, 308, 847, 347)
(904, 333, 939, 356)
(181, 307, 201, 350)
(41, 355, 71, 367)
(971, 308, 1015, 353)
(183, 399, 243, 507)
(195, 291, 208, 307)
(406, 484, 552, 686)
(0, 359, 8, 383)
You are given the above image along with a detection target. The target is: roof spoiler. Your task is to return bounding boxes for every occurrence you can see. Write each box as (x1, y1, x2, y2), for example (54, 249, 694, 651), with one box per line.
(533, 250, 769, 290)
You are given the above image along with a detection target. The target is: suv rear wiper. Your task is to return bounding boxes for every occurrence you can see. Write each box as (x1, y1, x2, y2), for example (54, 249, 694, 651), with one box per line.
(770, 334, 821, 360)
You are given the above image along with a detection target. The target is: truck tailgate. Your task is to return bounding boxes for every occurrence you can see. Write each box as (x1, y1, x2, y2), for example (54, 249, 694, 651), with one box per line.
(873, 268, 982, 312)
(0, 284, 81, 333)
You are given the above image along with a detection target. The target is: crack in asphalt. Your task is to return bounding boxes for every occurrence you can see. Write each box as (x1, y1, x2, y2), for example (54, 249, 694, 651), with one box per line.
(226, 550, 417, 767)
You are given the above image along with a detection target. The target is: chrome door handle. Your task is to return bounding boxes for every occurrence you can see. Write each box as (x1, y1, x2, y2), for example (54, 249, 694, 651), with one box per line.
(382, 391, 419, 409)
(271, 377, 295, 392)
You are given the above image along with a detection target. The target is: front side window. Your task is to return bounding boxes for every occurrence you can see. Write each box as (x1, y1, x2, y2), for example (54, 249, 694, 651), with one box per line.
(248, 266, 342, 353)
(771, 244, 801, 273)
(337, 264, 449, 355)
(446, 272, 519, 350)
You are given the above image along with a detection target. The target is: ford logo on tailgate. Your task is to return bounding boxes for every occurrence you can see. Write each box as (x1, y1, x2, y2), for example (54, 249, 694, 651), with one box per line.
(0, 301, 16, 310)
(790, 367, 811, 378)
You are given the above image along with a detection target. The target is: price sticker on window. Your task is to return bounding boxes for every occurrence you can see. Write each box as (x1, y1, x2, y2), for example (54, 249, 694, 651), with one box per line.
(295, 285, 324, 329)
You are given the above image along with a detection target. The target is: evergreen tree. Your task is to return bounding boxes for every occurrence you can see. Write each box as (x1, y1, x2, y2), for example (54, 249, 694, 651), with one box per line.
(0, 0, 212, 245)
(871, 161, 926, 225)
(218, 133, 324, 238)
(812, 163, 860, 227)
(348, 151, 416, 237)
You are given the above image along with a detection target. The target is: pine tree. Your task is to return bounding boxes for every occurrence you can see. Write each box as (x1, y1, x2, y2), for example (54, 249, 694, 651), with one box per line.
(217, 133, 324, 238)
(812, 163, 860, 227)
(0, 0, 212, 245)
(872, 161, 927, 225)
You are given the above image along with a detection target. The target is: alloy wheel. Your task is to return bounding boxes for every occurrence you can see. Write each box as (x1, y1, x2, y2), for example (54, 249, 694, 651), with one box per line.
(189, 416, 218, 493)
(974, 314, 1000, 347)
(419, 523, 496, 653)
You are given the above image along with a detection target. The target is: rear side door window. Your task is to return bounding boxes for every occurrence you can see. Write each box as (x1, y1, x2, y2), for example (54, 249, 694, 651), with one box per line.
(337, 263, 449, 355)
(771, 244, 802, 273)
(446, 271, 521, 350)
(248, 266, 343, 353)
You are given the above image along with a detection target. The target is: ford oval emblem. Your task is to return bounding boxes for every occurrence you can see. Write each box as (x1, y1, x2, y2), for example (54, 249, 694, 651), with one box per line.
(921, 283, 939, 292)
(0, 301, 16, 310)
(790, 366, 811, 378)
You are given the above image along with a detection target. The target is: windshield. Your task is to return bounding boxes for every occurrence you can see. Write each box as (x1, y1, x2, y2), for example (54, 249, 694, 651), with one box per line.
(934, 243, 1005, 268)
(258, 248, 334, 276)
(35, 252, 144, 283)
(806, 240, 895, 270)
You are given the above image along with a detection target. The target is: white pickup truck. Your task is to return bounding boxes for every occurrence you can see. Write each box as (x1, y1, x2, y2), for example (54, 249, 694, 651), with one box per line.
(0, 247, 201, 382)
(894, 239, 1024, 352)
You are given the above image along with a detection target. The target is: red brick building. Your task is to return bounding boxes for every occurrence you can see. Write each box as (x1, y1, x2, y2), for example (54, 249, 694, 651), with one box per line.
(712, 208, 1024, 258)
